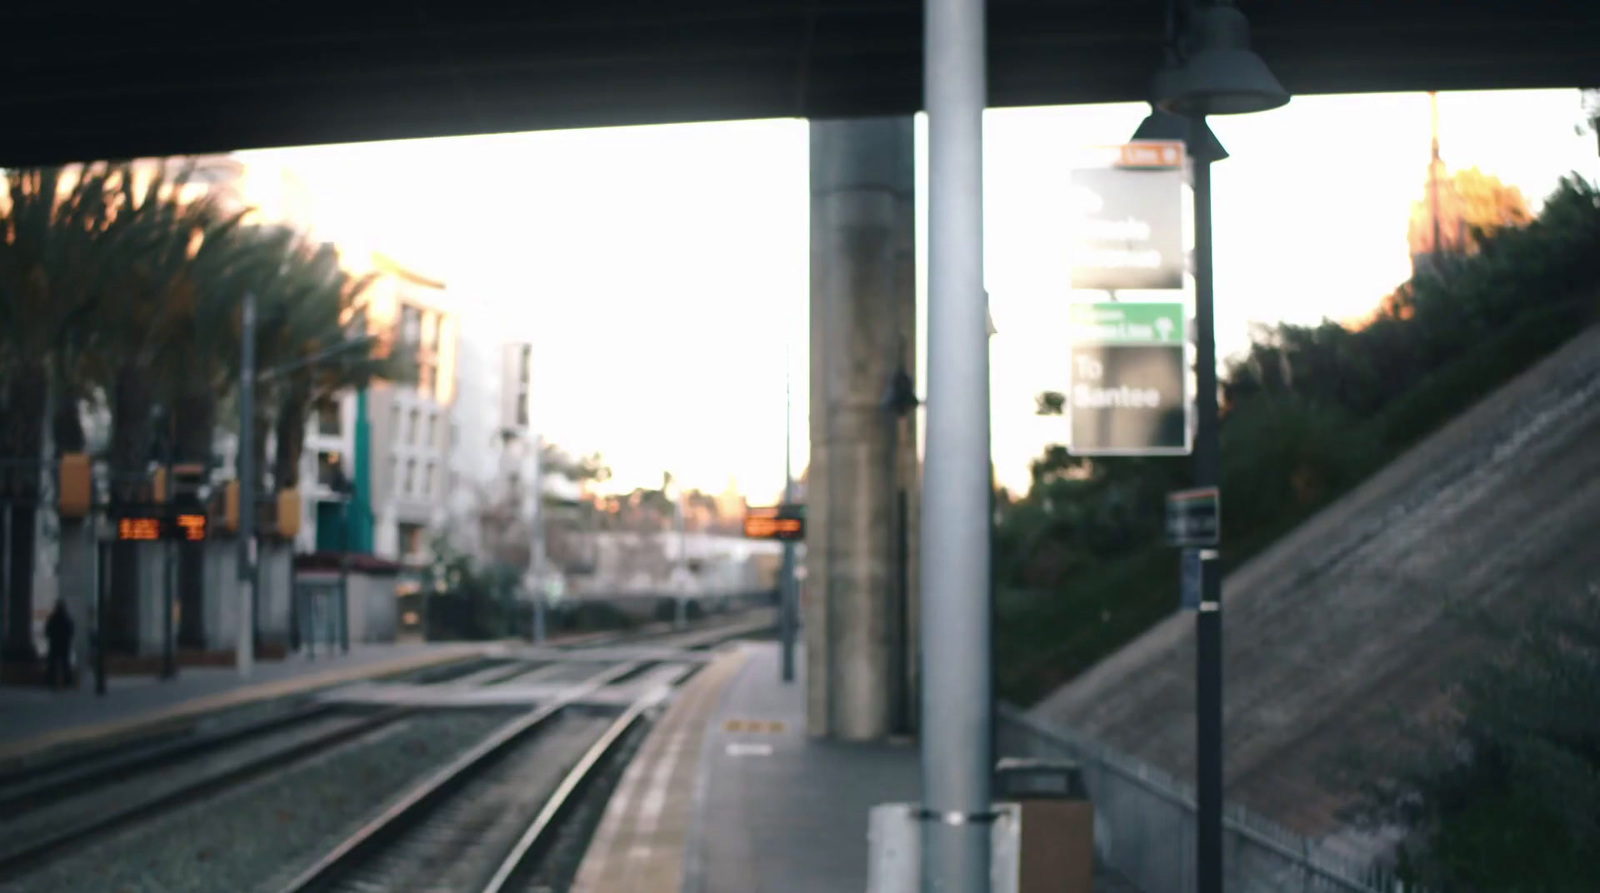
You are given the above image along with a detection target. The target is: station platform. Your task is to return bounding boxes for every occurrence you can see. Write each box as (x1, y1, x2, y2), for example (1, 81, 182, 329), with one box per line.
(0, 642, 485, 767)
(573, 640, 1141, 893)
(572, 640, 918, 893)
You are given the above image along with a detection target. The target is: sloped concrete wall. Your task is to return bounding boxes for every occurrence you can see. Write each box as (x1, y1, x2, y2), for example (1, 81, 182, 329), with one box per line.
(1030, 323, 1600, 842)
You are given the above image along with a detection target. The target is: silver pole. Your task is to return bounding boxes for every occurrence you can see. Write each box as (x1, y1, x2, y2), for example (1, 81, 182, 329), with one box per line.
(237, 292, 256, 678)
(922, 0, 992, 885)
(780, 339, 797, 683)
(674, 476, 687, 630)
(531, 434, 547, 644)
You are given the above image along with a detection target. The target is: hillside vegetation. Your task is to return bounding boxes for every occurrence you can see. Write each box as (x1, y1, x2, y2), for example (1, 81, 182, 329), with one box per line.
(994, 175, 1600, 707)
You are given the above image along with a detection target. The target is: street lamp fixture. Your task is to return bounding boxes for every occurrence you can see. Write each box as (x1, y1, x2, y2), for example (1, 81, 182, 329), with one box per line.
(1155, 3, 1288, 118)
(1132, 105, 1229, 163)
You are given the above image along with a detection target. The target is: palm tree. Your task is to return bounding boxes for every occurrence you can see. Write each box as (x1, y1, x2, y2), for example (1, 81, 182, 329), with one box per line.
(0, 164, 125, 661)
(2, 158, 403, 660)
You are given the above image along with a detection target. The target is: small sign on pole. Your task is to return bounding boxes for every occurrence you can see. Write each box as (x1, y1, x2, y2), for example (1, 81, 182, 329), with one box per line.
(1070, 141, 1187, 292)
(1166, 487, 1220, 547)
(1068, 301, 1190, 456)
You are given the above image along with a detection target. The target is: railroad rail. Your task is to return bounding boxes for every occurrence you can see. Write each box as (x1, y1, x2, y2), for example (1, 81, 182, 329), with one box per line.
(274, 660, 656, 893)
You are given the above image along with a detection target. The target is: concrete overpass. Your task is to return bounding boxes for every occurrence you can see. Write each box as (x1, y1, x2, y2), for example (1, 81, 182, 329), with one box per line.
(3, 2, 1598, 165)
(7, 1, 1598, 745)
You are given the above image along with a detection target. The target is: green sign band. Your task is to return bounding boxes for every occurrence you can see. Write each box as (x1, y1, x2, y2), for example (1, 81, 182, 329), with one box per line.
(1070, 302, 1186, 346)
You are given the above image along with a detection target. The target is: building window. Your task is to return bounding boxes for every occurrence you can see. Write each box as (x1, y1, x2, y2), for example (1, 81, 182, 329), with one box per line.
(424, 462, 436, 497)
(426, 413, 437, 448)
(408, 409, 421, 446)
(389, 457, 399, 495)
(519, 345, 531, 384)
(398, 522, 425, 558)
(316, 399, 341, 437)
(400, 304, 422, 345)
(389, 404, 400, 439)
(516, 394, 528, 428)
(316, 451, 344, 489)
(405, 459, 417, 495)
(418, 361, 437, 398)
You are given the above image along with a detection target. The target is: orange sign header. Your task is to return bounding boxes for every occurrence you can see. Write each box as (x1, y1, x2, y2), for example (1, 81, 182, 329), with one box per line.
(1081, 141, 1186, 170)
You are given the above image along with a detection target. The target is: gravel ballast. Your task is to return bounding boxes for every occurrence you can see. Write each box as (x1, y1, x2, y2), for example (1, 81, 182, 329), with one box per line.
(0, 709, 518, 893)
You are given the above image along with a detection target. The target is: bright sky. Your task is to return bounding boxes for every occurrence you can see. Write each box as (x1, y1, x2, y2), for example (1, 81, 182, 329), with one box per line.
(236, 88, 1597, 499)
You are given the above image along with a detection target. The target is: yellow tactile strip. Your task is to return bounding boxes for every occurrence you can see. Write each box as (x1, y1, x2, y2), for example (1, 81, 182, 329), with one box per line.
(723, 719, 786, 734)
(0, 645, 485, 766)
(570, 648, 750, 893)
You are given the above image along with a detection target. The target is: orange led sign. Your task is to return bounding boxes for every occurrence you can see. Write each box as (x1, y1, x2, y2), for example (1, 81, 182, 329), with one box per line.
(175, 513, 208, 542)
(743, 505, 806, 542)
(117, 518, 163, 542)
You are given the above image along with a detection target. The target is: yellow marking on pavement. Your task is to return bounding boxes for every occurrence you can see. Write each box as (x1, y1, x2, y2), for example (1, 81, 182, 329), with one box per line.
(0, 645, 485, 765)
(723, 719, 786, 735)
(570, 647, 750, 893)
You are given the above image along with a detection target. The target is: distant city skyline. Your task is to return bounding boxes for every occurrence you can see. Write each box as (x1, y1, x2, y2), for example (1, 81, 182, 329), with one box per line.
(237, 88, 1598, 498)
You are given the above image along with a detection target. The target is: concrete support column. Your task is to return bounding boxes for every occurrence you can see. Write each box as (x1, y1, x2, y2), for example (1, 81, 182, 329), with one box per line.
(807, 116, 918, 742)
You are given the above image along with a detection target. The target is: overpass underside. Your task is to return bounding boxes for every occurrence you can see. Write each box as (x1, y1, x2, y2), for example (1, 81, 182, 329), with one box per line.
(3, 3, 1598, 165)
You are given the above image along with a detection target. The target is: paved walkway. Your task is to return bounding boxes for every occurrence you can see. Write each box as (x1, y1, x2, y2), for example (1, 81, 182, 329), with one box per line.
(573, 641, 920, 893)
(573, 640, 1144, 892)
(0, 642, 484, 764)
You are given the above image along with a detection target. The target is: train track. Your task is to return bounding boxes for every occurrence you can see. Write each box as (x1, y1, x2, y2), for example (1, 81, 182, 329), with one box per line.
(0, 657, 603, 877)
(0, 612, 763, 887)
(0, 704, 416, 877)
(275, 660, 658, 893)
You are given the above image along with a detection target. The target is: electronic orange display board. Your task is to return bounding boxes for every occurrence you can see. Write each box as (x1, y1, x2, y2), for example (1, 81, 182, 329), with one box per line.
(743, 504, 806, 542)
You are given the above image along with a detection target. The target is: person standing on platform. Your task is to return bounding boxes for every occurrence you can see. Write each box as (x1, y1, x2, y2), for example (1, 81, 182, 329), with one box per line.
(45, 601, 75, 689)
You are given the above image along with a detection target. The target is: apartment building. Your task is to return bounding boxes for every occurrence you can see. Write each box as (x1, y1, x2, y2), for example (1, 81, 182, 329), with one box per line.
(293, 251, 458, 568)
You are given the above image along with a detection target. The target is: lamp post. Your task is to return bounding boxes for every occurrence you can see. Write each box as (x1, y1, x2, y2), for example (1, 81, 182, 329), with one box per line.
(1138, 5, 1288, 893)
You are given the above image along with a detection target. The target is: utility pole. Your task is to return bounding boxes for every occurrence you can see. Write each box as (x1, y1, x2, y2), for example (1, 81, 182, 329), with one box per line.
(921, 0, 993, 886)
(237, 292, 256, 678)
(780, 339, 797, 683)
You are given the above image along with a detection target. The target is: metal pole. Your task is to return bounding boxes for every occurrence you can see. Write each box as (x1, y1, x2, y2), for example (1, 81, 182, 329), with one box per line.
(1, 505, 10, 656)
(1192, 129, 1225, 893)
(780, 340, 797, 683)
(922, 0, 992, 884)
(674, 479, 687, 631)
(94, 536, 107, 695)
(338, 498, 351, 656)
(237, 292, 257, 678)
(161, 413, 177, 680)
(531, 434, 547, 645)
